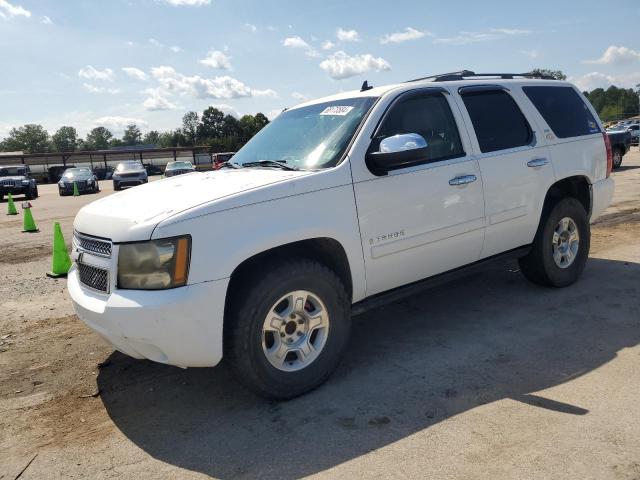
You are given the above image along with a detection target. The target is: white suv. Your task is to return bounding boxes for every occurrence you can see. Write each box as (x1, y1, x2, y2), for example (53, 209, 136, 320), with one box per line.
(69, 71, 614, 399)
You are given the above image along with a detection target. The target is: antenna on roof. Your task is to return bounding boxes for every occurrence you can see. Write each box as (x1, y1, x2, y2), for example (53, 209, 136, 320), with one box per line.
(360, 80, 373, 92)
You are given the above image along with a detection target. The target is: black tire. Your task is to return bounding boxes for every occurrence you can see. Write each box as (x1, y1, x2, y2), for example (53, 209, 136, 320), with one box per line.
(612, 148, 623, 169)
(113, 182, 120, 191)
(519, 197, 590, 287)
(25, 187, 35, 200)
(34, 186, 39, 198)
(225, 258, 351, 400)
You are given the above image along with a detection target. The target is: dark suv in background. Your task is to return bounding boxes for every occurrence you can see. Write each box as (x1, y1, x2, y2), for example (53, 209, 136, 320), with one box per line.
(58, 167, 100, 196)
(112, 160, 148, 191)
(0, 165, 39, 200)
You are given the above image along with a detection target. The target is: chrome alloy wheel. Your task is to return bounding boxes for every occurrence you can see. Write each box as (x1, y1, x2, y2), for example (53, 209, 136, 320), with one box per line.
(552, 217, 580, 269)
(261, 290, 330, 372)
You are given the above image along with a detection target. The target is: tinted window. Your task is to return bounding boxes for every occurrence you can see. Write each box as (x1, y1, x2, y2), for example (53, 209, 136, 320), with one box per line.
(523, 86, 600, 138)
(376, 93, 464, 162)
(461, 90, 532, 153)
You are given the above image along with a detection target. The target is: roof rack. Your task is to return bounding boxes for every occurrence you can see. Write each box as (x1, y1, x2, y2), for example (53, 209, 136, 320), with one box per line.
(406, 70, 555, 83)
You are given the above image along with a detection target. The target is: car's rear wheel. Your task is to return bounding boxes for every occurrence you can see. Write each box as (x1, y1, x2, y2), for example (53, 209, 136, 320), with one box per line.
(225, 259, 351, 400)
(612, 148, 623, 169)
(519, 197, 590, 287)
(113, 182, 120, 191)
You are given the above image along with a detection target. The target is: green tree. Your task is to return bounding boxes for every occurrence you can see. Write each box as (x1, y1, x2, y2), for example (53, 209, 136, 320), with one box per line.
(109, 137, 124, 148)
(51, 126, 78, 152)
(197, 107, 225, 144)
(529, 68, 567, 80)
(143, 130, 160, 145)
(182, 111, 199, 146)
(158, 130, 187, 148)
(1, 124, 50, 153)
(122, 124, 142, 146)
(85, 126, 113, 150)
(585, 85, 639, 121)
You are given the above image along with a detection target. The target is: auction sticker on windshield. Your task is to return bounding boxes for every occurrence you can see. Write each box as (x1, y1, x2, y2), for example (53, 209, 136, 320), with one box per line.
(320, 106, 354, 116)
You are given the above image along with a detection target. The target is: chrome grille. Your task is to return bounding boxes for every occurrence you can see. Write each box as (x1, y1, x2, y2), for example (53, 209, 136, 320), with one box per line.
(120, 173, 141, 178)
(77, 262, 109, 293)
(74, 232, 112, 257)
(0, 179, 16, 187)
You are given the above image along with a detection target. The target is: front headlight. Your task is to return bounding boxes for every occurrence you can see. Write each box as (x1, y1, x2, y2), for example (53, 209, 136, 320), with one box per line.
(58, 181, 64, 187)
(22, 180, 30, 185)
(117, 236, 191, 290)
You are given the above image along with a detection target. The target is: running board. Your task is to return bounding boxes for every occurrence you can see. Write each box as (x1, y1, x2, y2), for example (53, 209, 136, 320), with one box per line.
(351, 246, 531, 316)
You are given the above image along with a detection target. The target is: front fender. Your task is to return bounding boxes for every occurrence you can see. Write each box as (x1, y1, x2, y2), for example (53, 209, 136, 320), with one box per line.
(152, 184, 367, 303)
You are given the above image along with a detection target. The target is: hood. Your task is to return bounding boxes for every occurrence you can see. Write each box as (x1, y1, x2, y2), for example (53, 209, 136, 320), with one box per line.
(74, 168, 312, 242)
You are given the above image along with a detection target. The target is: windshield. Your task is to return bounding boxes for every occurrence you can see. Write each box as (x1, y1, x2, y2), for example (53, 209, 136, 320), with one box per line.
(167, 161, 193, 170)
(63, 168, 91, 178)
(0, 167, 26, 177)
(231, 97, 377, 170)
(116, 161, 143, 172)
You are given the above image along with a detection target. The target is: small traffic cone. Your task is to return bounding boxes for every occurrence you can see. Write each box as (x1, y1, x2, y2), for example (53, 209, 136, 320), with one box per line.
(46, 222, 72, 278)
(6, 192, 18, 215)
(73, 182, 80, 196)
(21, 202, 39, 233)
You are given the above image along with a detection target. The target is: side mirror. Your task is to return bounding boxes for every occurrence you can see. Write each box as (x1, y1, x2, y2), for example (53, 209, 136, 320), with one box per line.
(366, 133, 429, 175)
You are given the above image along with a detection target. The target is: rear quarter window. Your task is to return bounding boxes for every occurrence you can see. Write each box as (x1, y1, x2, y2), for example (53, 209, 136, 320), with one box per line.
(522, 86, 600, 138)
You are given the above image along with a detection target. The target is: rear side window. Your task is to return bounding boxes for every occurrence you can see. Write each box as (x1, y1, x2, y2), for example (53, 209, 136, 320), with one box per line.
(523, 86, 600, 138)
(461, 90, 532, 153)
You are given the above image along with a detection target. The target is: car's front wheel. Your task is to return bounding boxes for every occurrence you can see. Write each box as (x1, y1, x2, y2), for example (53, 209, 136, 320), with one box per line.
(519, 197, 590, 287)
(225, 259, 351, 400)
(113, 181, 120, 191)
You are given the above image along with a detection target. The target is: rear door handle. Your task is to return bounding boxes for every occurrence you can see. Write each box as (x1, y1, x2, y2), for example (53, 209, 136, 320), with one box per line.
(449, 174, 477, 186)
(527, 158, 549, 168)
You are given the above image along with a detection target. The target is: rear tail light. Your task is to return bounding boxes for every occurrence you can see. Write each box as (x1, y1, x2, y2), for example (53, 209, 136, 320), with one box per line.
(603, 132, 613, 178)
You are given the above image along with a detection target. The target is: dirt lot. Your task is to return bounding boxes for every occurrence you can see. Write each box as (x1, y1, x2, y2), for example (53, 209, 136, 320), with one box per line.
(1, 153, 639, 480)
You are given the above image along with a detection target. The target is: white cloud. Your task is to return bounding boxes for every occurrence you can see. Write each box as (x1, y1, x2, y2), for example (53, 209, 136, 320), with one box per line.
(521, 49, 540, 59)
(149, 38, 163, 47)
(83, 83, 120, 94)
(160, 0, 210, 5)
(337, 28, 360, 42)
(0, 0, 30, 18)
(200, 50, 232, 70)
(122, 67, 147, 81)
(282, 36, 319, 57)
(210, 103, 240, 117)
(78, 65, 115, 82)
(245, 23, 257, 33)
(292, 92, 308, 101)
(143, 88, 177, 111)
(170, 45, 181, 53)
(40, 15, 52, 25)
(94, 116, 148, 134)
(380, 27, 429, 44)
(322, 40, 335, 50)
(583, 45, 640, 66)
(434, 28, 530, 45)
(319, 51, 391, 80)
(571, 71, 640, 91)
(150, 65, 277, 99)
(266, 109, 284, 120)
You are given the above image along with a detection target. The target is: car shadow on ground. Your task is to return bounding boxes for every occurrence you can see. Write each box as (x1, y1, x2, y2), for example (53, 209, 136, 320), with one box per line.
(615, 164, 640, 172)
(97, 257, 640, 479)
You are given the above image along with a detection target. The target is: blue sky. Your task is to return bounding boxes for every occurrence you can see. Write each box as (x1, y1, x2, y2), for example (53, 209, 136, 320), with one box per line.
(1, 0, 639, 138)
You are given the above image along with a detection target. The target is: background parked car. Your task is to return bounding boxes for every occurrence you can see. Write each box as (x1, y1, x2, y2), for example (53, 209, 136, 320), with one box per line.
(93, 166, 114, 180)
(58, 167, 100, 196)
(606, 128, 632, 168)
(164, 160, 196, 177)
(112, 160, 148, 191)
(0, 164, 38, 200)
(144, 163, 163, 176)
(48, 165, 76, 183)
(212, 152, 235, 170)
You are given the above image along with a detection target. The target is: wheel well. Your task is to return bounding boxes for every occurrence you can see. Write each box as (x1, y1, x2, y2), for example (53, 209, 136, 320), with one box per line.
(541, 176, 591, 220)
(226, 238, 353, 304)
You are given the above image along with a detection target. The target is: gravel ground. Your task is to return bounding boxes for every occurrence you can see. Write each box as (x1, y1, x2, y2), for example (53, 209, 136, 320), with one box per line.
(1, 152, 639, 480)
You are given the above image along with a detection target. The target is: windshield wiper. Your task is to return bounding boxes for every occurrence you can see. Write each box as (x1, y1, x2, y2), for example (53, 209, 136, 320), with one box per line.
(241, 160, 300, 171)
(220, 161, 241, 169)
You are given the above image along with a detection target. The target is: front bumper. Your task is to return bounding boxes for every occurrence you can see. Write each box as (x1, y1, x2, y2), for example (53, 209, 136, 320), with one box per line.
(68, 265, 229, 367)
(591, 177, 615, 222)
(59, 182, 94, 193)
(0, 185, 27, 195)
(113, 177, 147, 186)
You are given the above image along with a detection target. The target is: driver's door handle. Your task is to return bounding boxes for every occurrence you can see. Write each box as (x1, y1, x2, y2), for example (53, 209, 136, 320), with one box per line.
(449, 174, 477, 186)
(527, 158, 549, 168)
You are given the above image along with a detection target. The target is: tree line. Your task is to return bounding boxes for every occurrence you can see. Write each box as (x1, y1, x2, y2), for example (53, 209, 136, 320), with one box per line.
(584, 86, 640, 122)
(0, 106, 270, 154)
